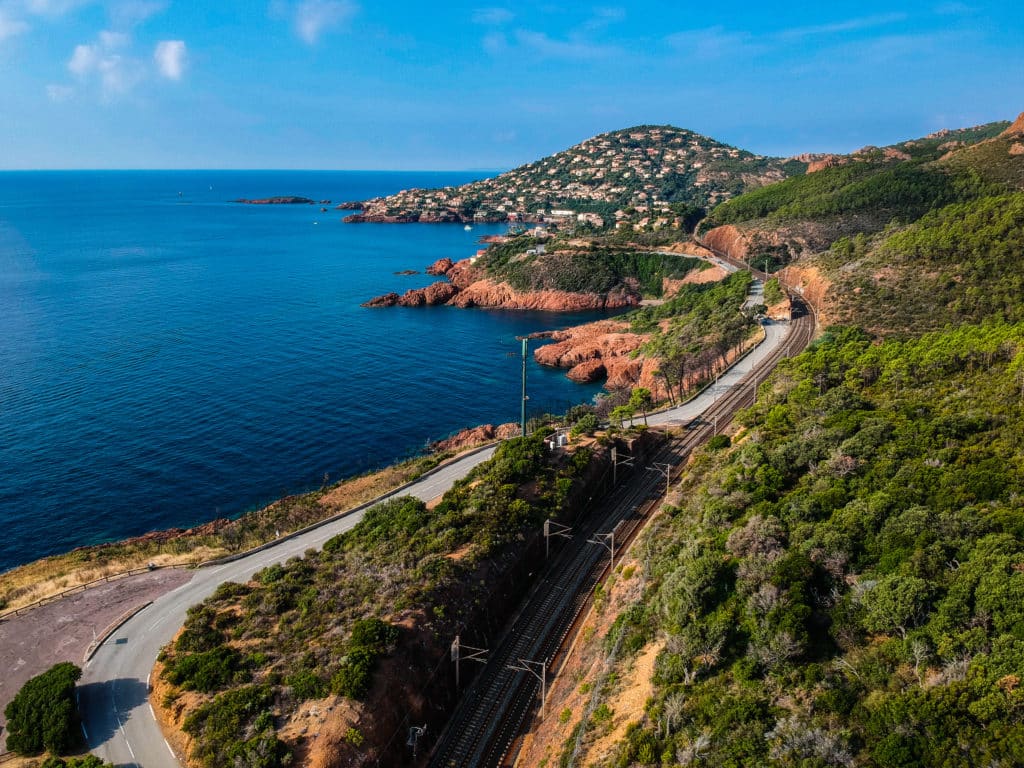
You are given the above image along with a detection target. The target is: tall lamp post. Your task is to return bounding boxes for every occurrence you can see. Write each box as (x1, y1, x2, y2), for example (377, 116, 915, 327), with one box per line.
(516, 335, 529, 436)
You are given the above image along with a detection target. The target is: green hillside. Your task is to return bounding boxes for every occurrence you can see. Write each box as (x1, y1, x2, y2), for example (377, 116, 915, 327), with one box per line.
(583, 324, 1024, 767)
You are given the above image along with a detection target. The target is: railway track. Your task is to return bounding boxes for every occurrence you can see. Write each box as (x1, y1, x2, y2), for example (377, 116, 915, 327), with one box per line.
(428, 304, 816, 768)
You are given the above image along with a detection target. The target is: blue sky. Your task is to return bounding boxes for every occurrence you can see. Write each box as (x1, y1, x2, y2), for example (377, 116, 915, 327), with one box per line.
(0, 0, 1022, 169)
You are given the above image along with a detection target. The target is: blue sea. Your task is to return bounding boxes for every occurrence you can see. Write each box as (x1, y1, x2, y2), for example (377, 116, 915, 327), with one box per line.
(0, 171, 608, 572)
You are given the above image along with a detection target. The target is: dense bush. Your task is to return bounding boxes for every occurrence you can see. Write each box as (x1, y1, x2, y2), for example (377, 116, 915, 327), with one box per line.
(4, 662, 82, 756)
(182, 685, 289, 768)
(40, 757, 113, 768)
(163, 646, 249, 692)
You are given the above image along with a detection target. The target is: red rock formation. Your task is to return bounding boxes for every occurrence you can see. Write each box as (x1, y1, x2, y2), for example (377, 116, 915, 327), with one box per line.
(805, 154, 848, 173)
(423, 282, 459, 304)
(567, 359, 606, 383)
(363, 292, 402, 307)
(364, 257, 640, 312)
(702, 225, 752, 262)
(426, 257, 454, 276)
(450, 280, 638, 311)
(883, 147, 912, 161)
(430, 422, 520, 452)
(1001, 112, 1024, 137)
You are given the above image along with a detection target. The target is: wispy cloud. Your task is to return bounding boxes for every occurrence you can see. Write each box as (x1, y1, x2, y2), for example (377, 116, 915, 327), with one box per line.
(777, 12, 908, 41)
(514, 28, 619, 59)
(666, 26, 759, 60)
(667, 12, 909, 61)
(109, 0, 167, 28)
(0, 8, 30, 41)
(46, 83, 74, 101)
(282, 0, 358, 44)
(935, 2, 975, 15)
(154, 38, 185, 79)
(472, 7, 513, 26)
(23, 0, 91, 17)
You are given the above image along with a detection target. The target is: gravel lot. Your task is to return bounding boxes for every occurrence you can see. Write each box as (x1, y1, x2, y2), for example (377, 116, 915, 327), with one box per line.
(0, 568, 193, 734)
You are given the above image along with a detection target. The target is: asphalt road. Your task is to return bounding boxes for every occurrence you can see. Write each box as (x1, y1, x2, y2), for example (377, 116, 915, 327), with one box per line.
(80, 444, 496, 768)
(80, 282, 793, 768)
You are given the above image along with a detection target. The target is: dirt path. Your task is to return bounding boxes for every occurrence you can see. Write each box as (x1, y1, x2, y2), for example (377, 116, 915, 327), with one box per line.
(0, 568, 193, 734)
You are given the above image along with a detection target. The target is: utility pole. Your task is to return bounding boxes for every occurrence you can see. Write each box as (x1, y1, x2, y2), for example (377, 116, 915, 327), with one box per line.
(508, 658, 547, 718)
(648, 462, 672, 497)
(516, 336, 529, 436)
(611, 446, 635, 485)
(450, 636, 488, 689)
(589, 524, 619, 571)
(543, 519, 572, 558)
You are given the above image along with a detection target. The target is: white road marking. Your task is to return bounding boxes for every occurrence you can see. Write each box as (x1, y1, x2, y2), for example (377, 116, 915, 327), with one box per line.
(149, 703, 156, 719)
(80, 722, 89, 742)
(126, 739, 136, 760)
(165, 738, 176, 757)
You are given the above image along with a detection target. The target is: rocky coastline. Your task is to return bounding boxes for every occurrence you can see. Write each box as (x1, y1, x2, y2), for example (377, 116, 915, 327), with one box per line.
(362, 257, 641, 311)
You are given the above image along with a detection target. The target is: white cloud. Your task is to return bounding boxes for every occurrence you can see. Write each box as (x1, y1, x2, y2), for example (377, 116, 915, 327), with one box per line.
(0, 9, 30, 41)
(67, 31, 142, 99)
(68, 41, 100, 73)
(98, 29, 129, 47)
(293, 0, 357, 44)
(154, 39, 185, 79)
(46, 83, 74, 101)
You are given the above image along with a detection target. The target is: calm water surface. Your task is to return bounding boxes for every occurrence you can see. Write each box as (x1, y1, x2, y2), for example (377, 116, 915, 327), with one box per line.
(0, 171, 606, 571)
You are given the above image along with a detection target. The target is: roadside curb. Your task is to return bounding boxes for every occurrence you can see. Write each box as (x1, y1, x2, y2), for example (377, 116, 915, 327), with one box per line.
(84, 600, 153, 663)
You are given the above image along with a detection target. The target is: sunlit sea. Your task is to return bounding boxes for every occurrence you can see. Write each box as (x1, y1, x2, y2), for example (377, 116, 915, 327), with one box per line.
(0, 171, 607, 571)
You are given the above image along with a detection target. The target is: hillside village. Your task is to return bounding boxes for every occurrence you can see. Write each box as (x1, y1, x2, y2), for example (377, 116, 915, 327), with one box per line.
(340, 125, 803, 228)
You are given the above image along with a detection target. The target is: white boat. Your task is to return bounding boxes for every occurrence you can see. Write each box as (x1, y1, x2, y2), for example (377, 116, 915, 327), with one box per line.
(464, 224, 472, 231)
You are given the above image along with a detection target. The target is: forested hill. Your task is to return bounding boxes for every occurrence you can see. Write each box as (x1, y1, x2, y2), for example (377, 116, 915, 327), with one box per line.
(542, 112, 1024, 768)
(342, 125, 804, 223)
(572, 324, 1024, 767)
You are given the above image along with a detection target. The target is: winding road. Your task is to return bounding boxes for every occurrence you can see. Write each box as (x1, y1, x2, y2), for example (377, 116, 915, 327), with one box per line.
(80, 276, 807, 768)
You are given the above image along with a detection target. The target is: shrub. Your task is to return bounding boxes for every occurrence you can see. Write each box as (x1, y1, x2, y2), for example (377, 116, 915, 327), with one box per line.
(4, 662, 81, 756)
(163, 646, 248, 692)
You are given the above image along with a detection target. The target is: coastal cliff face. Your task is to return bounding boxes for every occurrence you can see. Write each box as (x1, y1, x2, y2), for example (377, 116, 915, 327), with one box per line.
(363, 257, 641, 312)
(533, 319, 670, 395)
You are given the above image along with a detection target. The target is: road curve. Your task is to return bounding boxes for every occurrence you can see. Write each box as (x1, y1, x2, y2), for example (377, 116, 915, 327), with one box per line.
(81, 285, 799, 768)
(80, 446, 497, 768)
